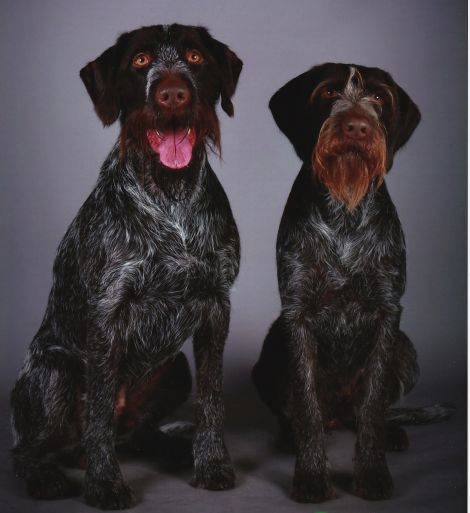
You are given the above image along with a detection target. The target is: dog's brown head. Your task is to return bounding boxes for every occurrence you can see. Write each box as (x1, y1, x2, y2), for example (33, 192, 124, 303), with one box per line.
(80, 24, 242, 170)
(269, 63, 420, 210)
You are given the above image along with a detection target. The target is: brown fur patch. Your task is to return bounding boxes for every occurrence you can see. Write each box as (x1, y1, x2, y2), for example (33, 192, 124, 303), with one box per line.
(312, 112, 387, 210)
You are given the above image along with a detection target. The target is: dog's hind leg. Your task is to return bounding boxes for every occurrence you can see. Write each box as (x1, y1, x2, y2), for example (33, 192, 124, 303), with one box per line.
(252, 317, 294, 446)
(384, 330, 419, 452)
(389, 330, 420, 402)
(11, 352, 78, 499)
(126, 352, 193, 466)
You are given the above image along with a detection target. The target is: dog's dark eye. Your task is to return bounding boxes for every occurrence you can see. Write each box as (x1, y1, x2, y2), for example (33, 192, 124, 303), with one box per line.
(185, 49, 204, 65)
(373, 93, 384, 104)
(320, 87, 339, 100)
(132, 53, 152, 69)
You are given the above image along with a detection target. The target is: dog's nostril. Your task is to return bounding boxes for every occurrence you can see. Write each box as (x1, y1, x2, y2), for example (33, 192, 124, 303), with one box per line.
(343, 118, 370, 139)
(156, 84, 190, 109)
(175, 89, 190, 105)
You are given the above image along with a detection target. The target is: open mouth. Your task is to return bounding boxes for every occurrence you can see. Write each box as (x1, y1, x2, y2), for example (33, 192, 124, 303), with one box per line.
(147, 127, 197, 170)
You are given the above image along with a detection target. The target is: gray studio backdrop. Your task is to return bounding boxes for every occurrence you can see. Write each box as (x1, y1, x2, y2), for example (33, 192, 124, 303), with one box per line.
(0, 0, 466, 400)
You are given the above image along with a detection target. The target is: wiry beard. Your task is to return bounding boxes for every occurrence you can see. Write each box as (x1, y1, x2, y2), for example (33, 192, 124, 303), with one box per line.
(312, 117, 387, 211)
(118, 103, 221, 162)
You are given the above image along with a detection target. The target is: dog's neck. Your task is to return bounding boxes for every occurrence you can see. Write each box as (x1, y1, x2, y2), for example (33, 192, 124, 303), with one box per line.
(140, 150, 207, 203)
(105, 143, 208, 205)
(302, 163, 390, 226)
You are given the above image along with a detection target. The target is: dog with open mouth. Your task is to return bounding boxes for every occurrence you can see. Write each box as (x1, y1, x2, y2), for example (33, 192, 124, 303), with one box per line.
(11, 24, 242, 509)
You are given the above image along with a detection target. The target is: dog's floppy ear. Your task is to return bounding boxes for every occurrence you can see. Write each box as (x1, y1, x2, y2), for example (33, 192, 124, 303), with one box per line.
(200, 29, 243, 117)
(80, 42, 122, 126)
(392, 83, 421, 152)
(269, 67, 324, 161)
(218, 45, 243, 117)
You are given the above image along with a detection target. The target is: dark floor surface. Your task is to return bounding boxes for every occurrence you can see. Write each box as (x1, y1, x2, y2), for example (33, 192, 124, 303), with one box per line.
(0, 374, 466, 513)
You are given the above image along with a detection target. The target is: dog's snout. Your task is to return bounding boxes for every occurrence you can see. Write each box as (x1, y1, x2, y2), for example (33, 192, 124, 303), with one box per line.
(155, 75, 191, 111)
(342, 116, 371, 140)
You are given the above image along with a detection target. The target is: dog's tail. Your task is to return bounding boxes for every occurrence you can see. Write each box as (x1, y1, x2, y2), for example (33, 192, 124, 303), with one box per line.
(160, 421, 194, 437)
(387, 402, 456, 425)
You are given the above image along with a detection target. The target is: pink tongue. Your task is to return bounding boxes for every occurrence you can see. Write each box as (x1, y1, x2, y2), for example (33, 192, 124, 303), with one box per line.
(147, 128, 196, 169)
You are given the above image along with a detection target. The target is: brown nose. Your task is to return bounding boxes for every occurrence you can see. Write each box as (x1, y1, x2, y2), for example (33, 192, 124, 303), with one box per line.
(342, 116, 371, 140)
(155, 75, 191, 111)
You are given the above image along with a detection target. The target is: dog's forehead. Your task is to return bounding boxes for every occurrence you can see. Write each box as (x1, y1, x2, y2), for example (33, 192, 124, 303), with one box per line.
(345, 65, 395, 90)
(124, 24, 207, 54)
(342, 66, 385, 96)
(342, 66, 364, 100)
(313, 63, 350, 86)
(316, 63, 394, 91)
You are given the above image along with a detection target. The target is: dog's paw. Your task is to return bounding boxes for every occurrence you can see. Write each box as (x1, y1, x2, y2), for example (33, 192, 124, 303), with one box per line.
(85, 479, 135, 510)
(354, 461, 394, 500)
(291, 471, 336, 503)
(26, 466, 78, 499)
(191, 461, 236, 490)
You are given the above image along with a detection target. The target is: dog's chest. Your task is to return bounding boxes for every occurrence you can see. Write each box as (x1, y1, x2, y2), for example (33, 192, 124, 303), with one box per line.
(118, 208, 223, 368)
(306, 210, 402, 317)
(149, 207, 220, 289)
(310, 214, 378, 275)
(300, 207, 405, 365)
(333, 232, 362, 269)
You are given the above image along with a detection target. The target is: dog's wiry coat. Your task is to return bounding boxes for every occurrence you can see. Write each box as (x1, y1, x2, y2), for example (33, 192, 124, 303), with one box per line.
(252, 63, 422, 502)
(11, 24, 242, 509)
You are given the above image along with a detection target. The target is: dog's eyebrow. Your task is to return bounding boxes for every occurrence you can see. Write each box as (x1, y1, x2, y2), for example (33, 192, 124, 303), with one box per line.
(309, 79, 343, 103)
(367, 82, 396, 109)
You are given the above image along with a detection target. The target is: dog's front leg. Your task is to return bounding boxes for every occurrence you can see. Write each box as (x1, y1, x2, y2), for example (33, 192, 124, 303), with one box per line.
(191, 300, 235, 491)
(285, 315, 335, 503)
(82, 329, 135, 510)
(354, 315, 397, 500)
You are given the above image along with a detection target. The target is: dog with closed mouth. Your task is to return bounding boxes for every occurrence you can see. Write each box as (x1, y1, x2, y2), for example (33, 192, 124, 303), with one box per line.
(252, 63, 423, 502)
(11, 24, 242, 509)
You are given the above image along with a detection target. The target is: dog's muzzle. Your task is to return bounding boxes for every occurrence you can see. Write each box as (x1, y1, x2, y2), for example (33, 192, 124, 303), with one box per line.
(313, 108, 387, 210)
(147, 71, 197, 170)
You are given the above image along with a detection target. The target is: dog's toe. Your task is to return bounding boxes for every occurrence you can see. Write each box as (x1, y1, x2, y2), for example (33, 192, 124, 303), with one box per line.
(26, 466, 78, 500)
(291, 471, 336, 503)
(191, 461, 236, 490)
(354, 462, 394, 500)
(85, 479, 135, 510)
